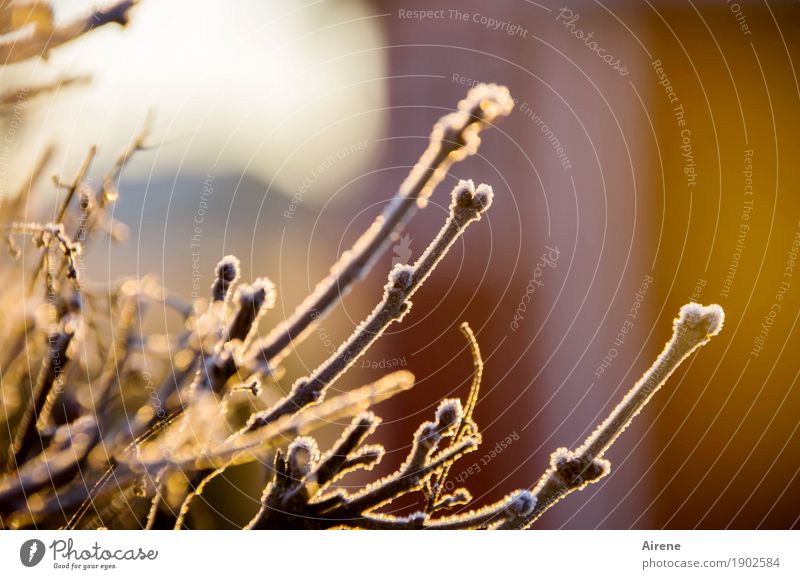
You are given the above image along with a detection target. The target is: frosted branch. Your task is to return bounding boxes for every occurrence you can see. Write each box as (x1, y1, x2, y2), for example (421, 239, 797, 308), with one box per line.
(245, 180, 494, 430)
(513, 303, 725, 528)
(252, 84, 513, 368)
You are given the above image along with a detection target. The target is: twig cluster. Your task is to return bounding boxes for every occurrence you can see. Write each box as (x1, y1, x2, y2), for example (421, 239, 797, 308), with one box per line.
(0, 9, 726, 530)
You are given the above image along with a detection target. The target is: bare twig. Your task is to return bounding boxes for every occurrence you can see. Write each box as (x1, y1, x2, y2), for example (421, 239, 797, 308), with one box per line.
(192, 272, 275, 399)
(0, 76, 91, 111)
(72, 113, 154, 250)
(428, 321, 483, 511)
(246, 398, 474, 529)
(0, 417, 99, 514)
(128, 370, 415, 472)
(170, 374, 413, 529)
(252, 84, 513, 368)
(0, 1, 137, 65)
(1, 65, 734, 533)
(510, 303, 725, 529)
(311, 412, 380, 489)
(227, 278, 276, 344)
(424, 489, 536, 530)
(245, 179, 494, 431)
(6, 320, 75, 471)
(29, 146, 95, 292)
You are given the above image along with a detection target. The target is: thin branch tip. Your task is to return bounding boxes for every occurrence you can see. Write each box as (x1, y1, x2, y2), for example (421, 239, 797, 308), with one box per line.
(677, 302, 725, 338)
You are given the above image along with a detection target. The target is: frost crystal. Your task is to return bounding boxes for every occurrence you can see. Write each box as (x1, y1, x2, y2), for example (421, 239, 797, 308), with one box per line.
(677, 302, 725, 336)
(507, 490, 536, 517)
(435, 399, 463, 434)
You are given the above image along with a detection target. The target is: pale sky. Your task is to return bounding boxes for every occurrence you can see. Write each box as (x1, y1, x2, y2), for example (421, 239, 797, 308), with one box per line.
(4, 0, 387, 201)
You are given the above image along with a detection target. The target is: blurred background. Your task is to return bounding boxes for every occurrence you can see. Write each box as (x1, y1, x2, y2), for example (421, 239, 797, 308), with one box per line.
(2, 0, 799, 529)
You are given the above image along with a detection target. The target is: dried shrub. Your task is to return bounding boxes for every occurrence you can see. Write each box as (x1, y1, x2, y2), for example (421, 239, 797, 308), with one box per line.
(0, 3, 724, 530)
